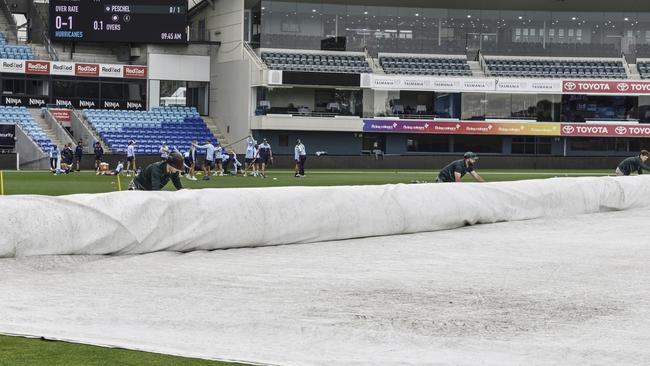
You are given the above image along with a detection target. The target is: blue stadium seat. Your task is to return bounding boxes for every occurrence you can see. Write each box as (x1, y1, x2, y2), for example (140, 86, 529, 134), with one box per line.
(379, 55, 472, 77)
(0, 105, 53, 153)
(485, 57, 628, 79)
(84, 107, 216, 154)
(261, 50, 372, 74)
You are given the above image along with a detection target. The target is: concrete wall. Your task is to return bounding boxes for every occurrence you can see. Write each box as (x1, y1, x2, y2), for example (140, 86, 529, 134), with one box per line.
(214, 60, 252, 152)
(133, 44, 211, 65)
(15, 125, 48, 170)
(44, 110, 75, 147)
(203, 0, 245, 64)
(70, 111, 101, 153)
(188, 0, 251, 153)
(148, 54, 211, 82)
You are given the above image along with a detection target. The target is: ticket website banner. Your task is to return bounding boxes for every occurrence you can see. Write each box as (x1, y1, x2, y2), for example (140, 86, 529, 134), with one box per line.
(363, 119, 650, 138)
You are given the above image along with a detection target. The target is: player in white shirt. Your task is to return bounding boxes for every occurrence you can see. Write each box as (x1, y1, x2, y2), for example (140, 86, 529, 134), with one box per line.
(244, 136, 257, 176)
(294, 139, 307, 177)
(102, 161, 124, 176)
(213, 143, 224, 176)
(195, 139, 215, 180)
(126, 140, 136, 176)
(231, 150, 243, 175)
(159, 142, 170, 161)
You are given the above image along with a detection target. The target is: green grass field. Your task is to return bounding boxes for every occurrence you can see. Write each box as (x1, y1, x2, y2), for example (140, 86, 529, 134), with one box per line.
(0, 168, 613, 196)
(0, 335, 250, 366)
(0, 167, 615, 365)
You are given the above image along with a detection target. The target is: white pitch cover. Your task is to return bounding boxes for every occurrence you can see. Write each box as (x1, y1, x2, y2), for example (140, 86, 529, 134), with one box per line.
(1, 176, 650, 257)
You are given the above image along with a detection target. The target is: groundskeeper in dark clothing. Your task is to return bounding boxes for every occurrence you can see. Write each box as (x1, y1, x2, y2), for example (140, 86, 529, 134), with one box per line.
(616, 154, 650, 176)
(130, 153, 184, 191)
(436, 152, 484, 183)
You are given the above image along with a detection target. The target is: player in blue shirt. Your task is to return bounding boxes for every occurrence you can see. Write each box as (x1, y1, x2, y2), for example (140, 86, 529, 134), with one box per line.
(94, 142, 104, 173)
(257, 138, 273, 178)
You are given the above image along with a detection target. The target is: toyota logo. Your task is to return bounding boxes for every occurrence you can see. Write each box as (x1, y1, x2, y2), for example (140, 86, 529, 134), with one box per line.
(562, 125, 575, 134)
(617, 83, 630, 92)
(615, 126, 628, 135)
(564, 82, 577, 91)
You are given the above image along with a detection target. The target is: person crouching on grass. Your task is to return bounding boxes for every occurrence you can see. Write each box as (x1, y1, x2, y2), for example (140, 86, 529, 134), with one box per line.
(128, 152, 185, 191)
(60, 143, 74, 174)
(436, 152, 485, 183)
(616, 150, 650, 176)
(101, 160, 124, 176)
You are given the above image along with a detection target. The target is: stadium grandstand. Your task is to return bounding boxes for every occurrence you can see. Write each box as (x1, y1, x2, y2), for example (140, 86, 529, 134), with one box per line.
(4, 1, 650, 366)
(2, 0, 650, 170)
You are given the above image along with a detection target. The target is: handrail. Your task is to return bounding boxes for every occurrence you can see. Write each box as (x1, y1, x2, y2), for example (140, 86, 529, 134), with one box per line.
(0, 0, 18, 41)
(29, 0, 59, 61)
(621, 52, 633, 78)
(244, 41, 266, 70)
(41, 30, 59, 61)
(364, 47, 383, 74)
(478, 50, 488, 76)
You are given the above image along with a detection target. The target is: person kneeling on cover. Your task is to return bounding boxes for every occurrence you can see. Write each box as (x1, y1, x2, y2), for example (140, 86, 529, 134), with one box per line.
(616, 150, 650, 176)
(436, 152, 485, 183)
(128, 152, 185, 191)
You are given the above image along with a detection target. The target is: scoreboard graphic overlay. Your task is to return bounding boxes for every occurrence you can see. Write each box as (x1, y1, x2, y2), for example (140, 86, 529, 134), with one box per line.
(49, 0, 187, 43)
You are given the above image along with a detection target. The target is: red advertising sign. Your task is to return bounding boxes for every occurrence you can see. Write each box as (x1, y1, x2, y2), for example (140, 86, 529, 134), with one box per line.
(562, 80, 650, 94)
(75, 63, 100, 77)
(25, 61, 50, 75)
(50, 109, 72, 127)
(123, 65, 147, 79)
(560, 123, 650, 137)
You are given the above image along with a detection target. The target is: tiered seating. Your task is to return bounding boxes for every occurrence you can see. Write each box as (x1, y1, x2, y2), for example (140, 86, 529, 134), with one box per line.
(482, 42, 620, 58)
(0, 32, 34, 60)
(380, 55, 471, 76)
(84, 106, 218, 154)
(0, 106, 52, 152)
(637, 61, 650, 79)
(261, 51, 372, 73)
(485, 58, 627, 79)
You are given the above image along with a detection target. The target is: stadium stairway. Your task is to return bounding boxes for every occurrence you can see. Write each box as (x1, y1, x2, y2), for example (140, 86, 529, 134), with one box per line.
(365, 50, 384, 74)
(629, 63, 642, 80)
(201, 115, 230, 148)
(28, 109, 69, 149)
(468, 61, 486, 78)
(71, 110, 111, 153)
(29, 43, 53, 61)
(0, 2, 16, 43)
